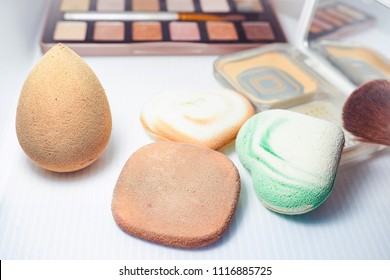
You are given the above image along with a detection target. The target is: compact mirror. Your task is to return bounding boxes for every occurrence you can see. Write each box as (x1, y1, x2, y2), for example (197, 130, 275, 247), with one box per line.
(305, 0, 390, 86)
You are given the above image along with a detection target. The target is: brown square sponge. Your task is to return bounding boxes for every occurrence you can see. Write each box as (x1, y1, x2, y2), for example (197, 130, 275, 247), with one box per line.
(112, 142, 240, 248)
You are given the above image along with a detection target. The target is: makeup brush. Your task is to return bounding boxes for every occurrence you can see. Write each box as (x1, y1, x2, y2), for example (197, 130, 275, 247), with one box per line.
(342, 79, 390, 146)
(64, 12, 246, 22)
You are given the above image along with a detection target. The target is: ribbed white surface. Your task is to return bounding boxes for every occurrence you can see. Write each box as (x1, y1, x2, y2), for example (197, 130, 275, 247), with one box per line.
(1, 123, 390, 259)
(1, 0, 389, 260)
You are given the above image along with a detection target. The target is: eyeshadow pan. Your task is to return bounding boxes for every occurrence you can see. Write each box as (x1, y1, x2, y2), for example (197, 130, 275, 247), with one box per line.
(169, 22, 200, 41)
(312, 18, 333, 30)
(309, 3, 373, 40)
(207, 22, 238, 41)
(200, 0, 230, 12)
(53, 21, 87, 41)
(94, 21, 125, 41)
(96, 0, 125, 11)
(325, 7, 355, 23)
(60, 0, 90, 11)
(132, 0, 160, 11)
(336, 5, 366, 20)
(242, 22, 274, 40)
(167, 0, 195, 12)
(234, 0, 263, 12)
(310, 22, 323, 34)
(133, 22, 162, 41)
(316, 10, 345, 26)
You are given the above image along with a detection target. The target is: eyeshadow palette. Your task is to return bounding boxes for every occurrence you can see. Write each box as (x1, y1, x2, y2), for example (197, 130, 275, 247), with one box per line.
(214, 43, 382, 165)
(41, 0, 286, 55)
(308, 1, 374, 40)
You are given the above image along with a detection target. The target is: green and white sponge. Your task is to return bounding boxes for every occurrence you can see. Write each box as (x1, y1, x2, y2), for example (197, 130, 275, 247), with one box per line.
(236, 109, 345, 215)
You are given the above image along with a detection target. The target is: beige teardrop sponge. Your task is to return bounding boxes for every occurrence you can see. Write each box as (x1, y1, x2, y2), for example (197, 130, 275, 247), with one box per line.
(16, 44, 112, 172)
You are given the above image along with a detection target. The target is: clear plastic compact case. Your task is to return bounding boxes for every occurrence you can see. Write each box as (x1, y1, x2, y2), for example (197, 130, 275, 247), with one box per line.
(214, 0, 390, 165)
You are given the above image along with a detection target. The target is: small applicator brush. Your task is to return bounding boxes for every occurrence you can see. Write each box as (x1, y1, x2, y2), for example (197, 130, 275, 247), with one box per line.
(342, 79, 390, 146)
(64, 12, 246, 21)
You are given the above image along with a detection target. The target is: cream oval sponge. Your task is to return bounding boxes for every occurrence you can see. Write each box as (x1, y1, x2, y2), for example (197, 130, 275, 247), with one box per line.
(236, 109, 345, 215)
(140, 89, 255, 150)
(16, 44, 112, 172)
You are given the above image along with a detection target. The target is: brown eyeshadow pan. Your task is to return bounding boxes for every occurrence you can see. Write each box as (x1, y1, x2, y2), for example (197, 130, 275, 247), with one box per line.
(312, 18, 333, 30)
(316, 10, 345, 27)
(206, 22, 238, 41)
(133, 22, 163, 41)
(169, 22, 201, 41)
(310, 22, 323, 34)
(325, 8, 355, 23)
(132, 0, 160, 11)
(94, 21, 125, 41)
(242, 22, 274, 40)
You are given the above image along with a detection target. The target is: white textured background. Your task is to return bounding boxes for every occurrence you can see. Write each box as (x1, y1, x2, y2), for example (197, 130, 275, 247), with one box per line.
(1, 0, 389, 259)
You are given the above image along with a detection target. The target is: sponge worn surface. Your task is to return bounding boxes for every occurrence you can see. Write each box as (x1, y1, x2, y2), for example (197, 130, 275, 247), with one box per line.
(236, 109, 344, 215)
(140, 89, 254, 150)
(112, 142, 240, 248)
(16, 44, 112, 172)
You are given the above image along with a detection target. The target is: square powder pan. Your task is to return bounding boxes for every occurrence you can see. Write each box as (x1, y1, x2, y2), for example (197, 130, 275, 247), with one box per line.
(214, 43, 345, 110)
(214, 43, 383, 165)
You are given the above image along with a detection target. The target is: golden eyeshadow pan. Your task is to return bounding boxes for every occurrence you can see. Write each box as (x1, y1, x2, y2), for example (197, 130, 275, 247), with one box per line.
(53, 21, 88, 41)
(60, 0, 90, 11)
(41, 0, 286, 55)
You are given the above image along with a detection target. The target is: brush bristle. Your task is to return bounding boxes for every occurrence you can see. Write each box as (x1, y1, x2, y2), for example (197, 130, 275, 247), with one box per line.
(343, 79, 390, 146)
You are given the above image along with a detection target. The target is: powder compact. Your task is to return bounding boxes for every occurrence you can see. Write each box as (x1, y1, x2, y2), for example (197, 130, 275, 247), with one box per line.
(214, 0, 390, 165)
(41, 0, 286, 55)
